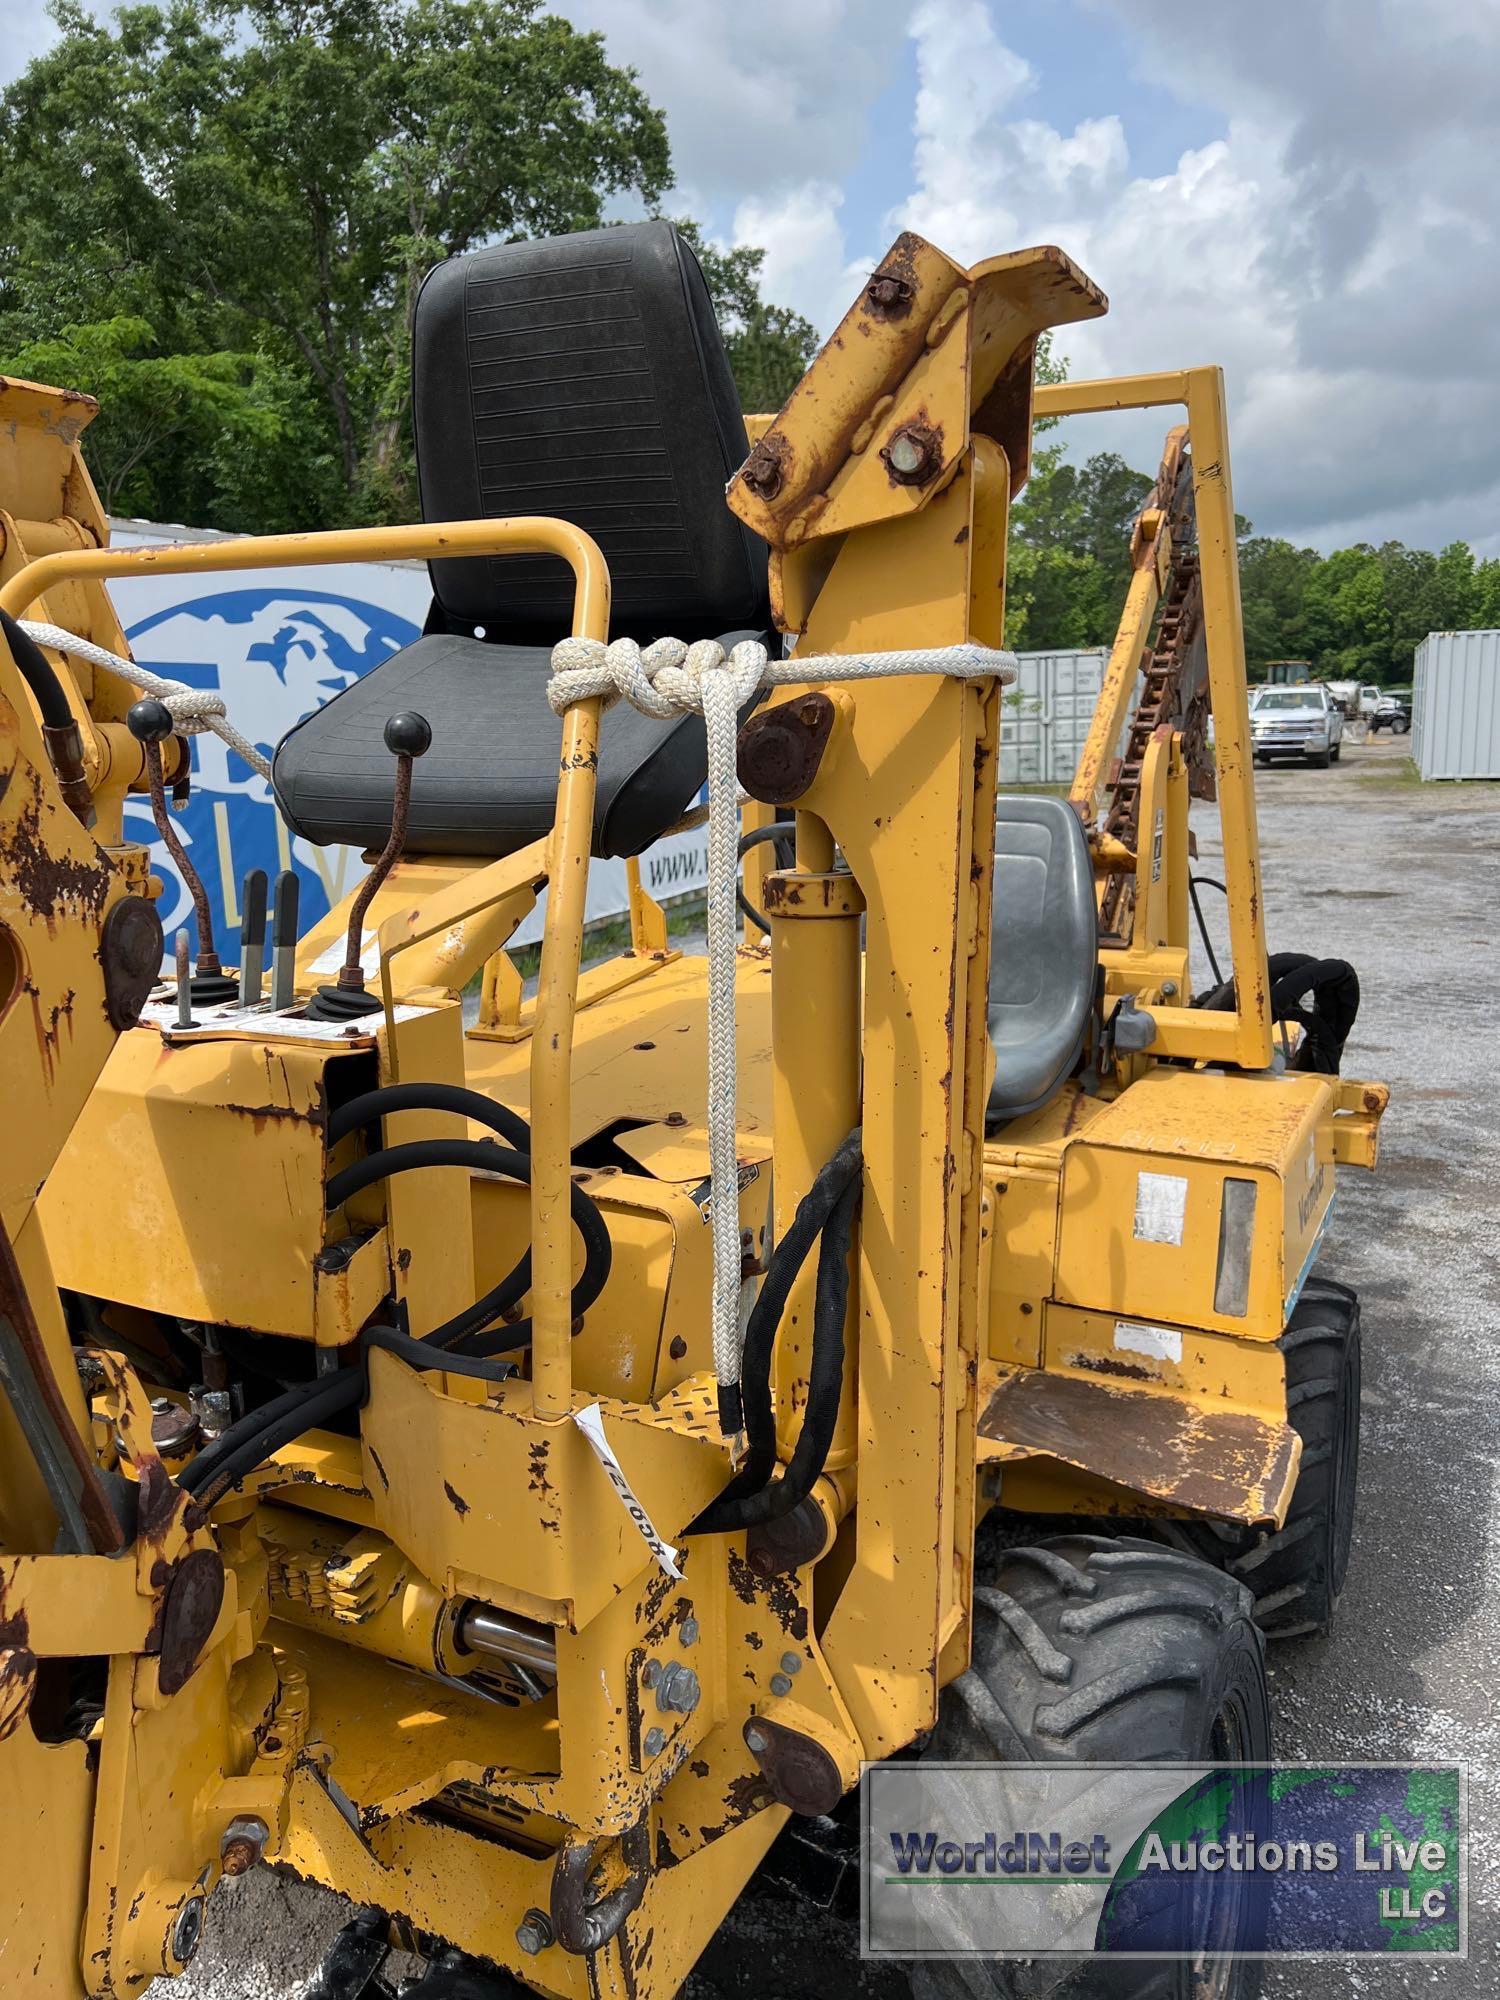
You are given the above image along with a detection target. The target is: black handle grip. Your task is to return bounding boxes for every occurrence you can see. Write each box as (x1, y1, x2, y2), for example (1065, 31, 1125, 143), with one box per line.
(272, 869, 300, 949)
(240, 868, 268, 947)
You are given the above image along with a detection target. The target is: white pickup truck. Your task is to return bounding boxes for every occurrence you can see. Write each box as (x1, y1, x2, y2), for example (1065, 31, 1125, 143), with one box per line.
(1249, 683, 1345, 767)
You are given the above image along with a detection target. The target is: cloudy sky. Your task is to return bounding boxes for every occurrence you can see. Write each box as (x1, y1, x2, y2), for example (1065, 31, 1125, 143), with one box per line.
(7, 0, 1498, 553)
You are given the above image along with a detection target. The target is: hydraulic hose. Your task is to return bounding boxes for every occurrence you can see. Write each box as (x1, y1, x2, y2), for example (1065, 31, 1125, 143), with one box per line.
(689, 1129, 862, 1535)
(1, 607, 73, 729)
(184, 1103, 614, 1506)
(735, 821, 796, 936)
(326, 1081, 532, 1155)
(1193, 950, 1360, 1074)
(180, 1368, 362, 1505)
(325, 1137, 611, 1352)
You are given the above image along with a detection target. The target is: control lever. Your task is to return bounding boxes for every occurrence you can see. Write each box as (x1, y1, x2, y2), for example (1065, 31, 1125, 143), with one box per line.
(270, 870, 299, 1012)
(305, 712, 430, 1022)
(238, 868, 268, 1004)
(127, 698, 238, 1005)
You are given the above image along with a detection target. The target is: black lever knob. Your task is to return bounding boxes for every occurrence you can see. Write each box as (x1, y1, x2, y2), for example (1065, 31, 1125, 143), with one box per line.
(127, 697, 175, 745)
(384, 711, 432, 759)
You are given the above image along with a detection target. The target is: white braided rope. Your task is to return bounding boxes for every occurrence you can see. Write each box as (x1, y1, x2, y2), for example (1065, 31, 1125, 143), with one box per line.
(19, 619, 274, 782)
(548, 635, 1017, 1426)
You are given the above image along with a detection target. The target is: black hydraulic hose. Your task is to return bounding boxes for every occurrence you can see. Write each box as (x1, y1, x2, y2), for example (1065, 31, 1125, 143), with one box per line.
(689, 1129, 862, 1535)
(180, 1369, 361, 1505)
(1188, 874, 1227, 989)
(328, 1083, 539, 1340)
(185, 1119, 614, 1505)
(324, 1137, 611, 1351)
(0, 608, 73, 729)
(736, 821, 796, 936)
(327, 1081, 531, 1154)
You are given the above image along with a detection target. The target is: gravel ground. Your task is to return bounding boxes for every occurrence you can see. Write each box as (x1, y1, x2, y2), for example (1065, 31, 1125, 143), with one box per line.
(157, 730, 1500, 1998)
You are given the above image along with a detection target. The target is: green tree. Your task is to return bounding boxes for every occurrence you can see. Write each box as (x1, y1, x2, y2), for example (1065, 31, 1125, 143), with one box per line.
(0, 315, 338, 528)
(1237, 536, 1322, 672)
(0, 0, 672, 519)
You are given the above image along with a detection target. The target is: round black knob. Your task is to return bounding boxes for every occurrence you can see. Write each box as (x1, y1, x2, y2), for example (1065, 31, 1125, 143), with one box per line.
(384, 712, 432, 758)
(127, 697, 175, 745)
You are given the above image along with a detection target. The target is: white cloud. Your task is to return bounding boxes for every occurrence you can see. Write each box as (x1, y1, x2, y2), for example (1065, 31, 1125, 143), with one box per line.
(565, 0, 912, 206)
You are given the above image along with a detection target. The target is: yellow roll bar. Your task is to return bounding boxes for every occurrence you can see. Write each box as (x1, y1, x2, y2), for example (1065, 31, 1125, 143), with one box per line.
(1034, 367, 1273, 1070)
(0, 517, 612, 1419)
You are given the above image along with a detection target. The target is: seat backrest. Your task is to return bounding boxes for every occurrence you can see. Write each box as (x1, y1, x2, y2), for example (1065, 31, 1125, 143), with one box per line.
(413, 220, 770, 646)
(986, 796, 1099, 1124)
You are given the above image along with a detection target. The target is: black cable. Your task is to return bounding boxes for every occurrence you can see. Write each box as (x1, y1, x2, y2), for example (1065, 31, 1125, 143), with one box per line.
(1, 608, 73, 729)
(1188, 873, 1227, 989)
(735, 821, 796, 936)
(689, 1129, 862, 1535)
(325, 1137, 611, 1351)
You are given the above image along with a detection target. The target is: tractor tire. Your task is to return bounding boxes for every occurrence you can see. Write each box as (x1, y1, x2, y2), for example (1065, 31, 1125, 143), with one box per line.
(909, 1535, 1270, 2000)
(1151, 1277, 1361, 1640)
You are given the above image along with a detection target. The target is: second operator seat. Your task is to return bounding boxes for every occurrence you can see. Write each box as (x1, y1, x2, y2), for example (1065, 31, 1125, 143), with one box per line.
(272, 220, 772, 859)
(986, 796, 1099, 1126)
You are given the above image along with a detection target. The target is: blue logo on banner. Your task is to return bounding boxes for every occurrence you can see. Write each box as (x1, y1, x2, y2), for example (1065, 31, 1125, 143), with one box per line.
(123, 587, 420, 958)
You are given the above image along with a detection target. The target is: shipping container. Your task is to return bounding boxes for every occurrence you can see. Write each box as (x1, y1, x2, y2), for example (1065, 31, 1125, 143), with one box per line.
(1000, 647, 1114, 787)
(1412, 629, 1500, 780)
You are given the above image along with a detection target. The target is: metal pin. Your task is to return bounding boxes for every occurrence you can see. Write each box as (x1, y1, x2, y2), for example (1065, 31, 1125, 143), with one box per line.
(174, 929, 195, 1029)
(270, 870, 299, 1012)
(238, 868, 268, 1004)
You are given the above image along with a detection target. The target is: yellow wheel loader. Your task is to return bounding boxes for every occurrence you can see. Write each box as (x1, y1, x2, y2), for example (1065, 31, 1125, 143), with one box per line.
(0, 220, 1387, 1999)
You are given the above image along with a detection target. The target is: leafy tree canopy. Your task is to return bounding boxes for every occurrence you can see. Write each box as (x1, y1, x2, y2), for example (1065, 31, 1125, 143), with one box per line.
(0, 0, 810, 526)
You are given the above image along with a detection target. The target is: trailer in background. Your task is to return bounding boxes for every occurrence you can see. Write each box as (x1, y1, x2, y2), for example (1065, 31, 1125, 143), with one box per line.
(1413, 629, 1500, 779)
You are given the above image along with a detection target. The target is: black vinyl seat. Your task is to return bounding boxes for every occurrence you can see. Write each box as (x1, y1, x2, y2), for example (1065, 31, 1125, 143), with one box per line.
(986, 796, 1099, 1125)
(273, 220, 772, 860)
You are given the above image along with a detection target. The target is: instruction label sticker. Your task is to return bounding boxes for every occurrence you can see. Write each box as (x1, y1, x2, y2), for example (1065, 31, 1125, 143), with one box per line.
(572, 1402, 683, 1579)
(1114, 1320, 1184, 1366)
(1133, 1171, 1188, 1245)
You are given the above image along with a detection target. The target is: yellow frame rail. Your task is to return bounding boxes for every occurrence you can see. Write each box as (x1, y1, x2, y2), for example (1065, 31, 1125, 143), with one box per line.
(0, 517, 612, 1420)
(1034, 369, 1273, 1068)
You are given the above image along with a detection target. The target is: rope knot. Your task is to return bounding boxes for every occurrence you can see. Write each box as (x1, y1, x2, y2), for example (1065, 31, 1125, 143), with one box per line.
(547, 635, 769, 720)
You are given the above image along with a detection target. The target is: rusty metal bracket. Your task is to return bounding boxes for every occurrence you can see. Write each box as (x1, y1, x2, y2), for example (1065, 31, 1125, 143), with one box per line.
(549, 1817, 651, 1955)
(736, 693, 836, 804)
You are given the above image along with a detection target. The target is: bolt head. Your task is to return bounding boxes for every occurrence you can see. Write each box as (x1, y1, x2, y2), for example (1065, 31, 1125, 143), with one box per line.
(516, 1909, 554, 1955)
(383, 710, 432, 758)
(643, 1725, 667, 1759)
(657, 1661, 701, 1715)
(744, 1723, 769, 1755)
(171, 1895, 206, 1967)
(780, 1652, 803, 1676)
(641, 1658, 661, 1688)
(769, 1672, 793, 1697)
(888, 433, 924, 475)
(679, 1617, 700, 1648)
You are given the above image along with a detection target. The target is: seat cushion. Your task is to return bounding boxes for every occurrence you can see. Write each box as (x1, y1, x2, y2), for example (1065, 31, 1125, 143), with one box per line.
(986, 796, 1099, 1124)
(272, 630, 768, 861)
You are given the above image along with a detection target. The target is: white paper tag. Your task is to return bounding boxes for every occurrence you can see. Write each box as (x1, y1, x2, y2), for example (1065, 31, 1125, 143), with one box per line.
(1133, 1170, 1188, 1245)
(1114, 1319, 1184, 1365)
(306, 929, 379, 979)
(572, 1402, 683, 1579)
